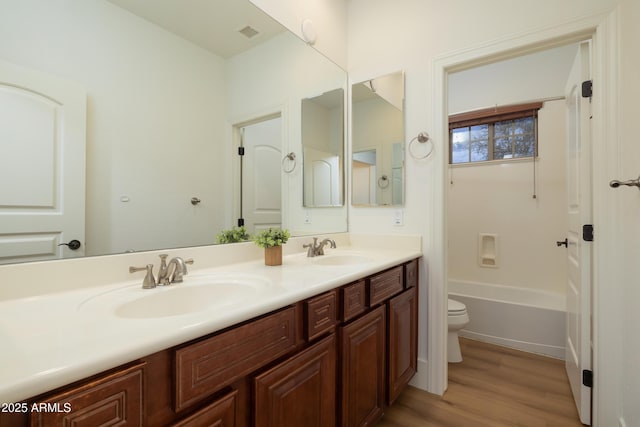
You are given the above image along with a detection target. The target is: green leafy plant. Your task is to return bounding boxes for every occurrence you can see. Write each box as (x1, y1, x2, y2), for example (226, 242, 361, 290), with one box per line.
(216, 226, 250, 244)
(253, 228, 290, 248)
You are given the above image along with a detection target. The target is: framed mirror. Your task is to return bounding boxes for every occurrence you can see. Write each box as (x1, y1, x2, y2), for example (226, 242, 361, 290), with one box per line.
(302, 88, 345, 208)
(0, 0, 347, 265)
(351, 71, 405, 207)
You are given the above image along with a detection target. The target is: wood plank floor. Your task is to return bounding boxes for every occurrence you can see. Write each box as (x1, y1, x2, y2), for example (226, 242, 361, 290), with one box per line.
(376, 338, 584, 427)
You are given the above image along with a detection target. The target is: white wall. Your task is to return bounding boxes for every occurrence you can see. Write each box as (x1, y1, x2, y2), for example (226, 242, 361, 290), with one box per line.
(448, 44, 578, 114)
(447, 100, 568, 294)
(226, 32, 348, 235)
(0, 0, 228, 255)
(249, 0, 347, 69)
(347, 0, 620, 401)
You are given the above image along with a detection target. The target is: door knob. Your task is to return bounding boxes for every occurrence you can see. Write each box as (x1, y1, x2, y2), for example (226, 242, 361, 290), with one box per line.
(58, 239, 82, 250)
(556, 238, 568, 248)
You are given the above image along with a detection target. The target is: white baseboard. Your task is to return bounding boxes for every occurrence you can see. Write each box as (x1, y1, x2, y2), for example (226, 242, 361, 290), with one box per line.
(409, 358, 430, 391)
(459, 330, 565, 359)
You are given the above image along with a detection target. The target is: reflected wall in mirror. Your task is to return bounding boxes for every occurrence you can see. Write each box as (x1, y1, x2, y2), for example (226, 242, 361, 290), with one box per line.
(351, 71, 405, 206)
(302, 88, 345, 207)
(0, 0, 347, 265)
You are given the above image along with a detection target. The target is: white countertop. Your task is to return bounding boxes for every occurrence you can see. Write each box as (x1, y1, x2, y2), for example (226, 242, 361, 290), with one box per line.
(0, 234, 421, 403)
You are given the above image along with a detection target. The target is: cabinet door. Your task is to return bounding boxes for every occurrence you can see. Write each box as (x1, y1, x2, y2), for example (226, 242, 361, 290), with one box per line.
(30, 363, 144, 427)
(339, 306, 386, 427)
(254, 334, 336, 427)
(170, 390, 237, 427)
(387, 287, 417, 404)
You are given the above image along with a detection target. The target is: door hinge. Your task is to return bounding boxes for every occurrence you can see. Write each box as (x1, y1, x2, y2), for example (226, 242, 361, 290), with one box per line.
(237, 218, 245, 227)
(238, 146, 245, 156)
(581, 80, 593, 98)
(583, 224, 594, 242)
(582, 369, 593, 388)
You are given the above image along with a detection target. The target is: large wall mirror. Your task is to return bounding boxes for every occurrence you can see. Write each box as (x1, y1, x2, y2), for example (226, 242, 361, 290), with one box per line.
(0, 0, 347, 265)
(351, 71, 405, 206)
(302, 88, 345, 208)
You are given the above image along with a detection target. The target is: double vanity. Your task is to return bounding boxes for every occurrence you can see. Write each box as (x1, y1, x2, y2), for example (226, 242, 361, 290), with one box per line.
(0, 233, 421, 426)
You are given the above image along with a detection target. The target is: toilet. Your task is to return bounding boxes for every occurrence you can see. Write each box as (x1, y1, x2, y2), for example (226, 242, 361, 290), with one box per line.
(447, 298, 470, 363)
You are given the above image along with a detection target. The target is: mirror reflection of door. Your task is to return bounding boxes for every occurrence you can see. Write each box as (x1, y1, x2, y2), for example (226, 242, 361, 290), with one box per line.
(0, 60, 86, 264)
(239, 116, 282, 234)
(352, 150, 377, 205)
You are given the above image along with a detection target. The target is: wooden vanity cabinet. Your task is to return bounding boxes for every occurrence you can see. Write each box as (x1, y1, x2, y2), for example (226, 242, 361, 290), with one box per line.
(7, 259, 420, 427)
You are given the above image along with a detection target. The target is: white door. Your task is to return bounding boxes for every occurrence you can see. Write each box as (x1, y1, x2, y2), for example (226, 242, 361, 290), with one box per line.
(0, 60, 86, 264)
(304, 146, 340, 207)
(241, 117, 282, 233)
(564, 41, 592, 425)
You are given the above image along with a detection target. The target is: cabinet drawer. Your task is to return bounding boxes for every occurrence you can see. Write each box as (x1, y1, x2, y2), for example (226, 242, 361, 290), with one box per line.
(368, 266, 403, 306)
(341, 280, 366, 322)
(174, 307, 297, 412)
(170, 390, 237, 427)
(404, 259, 418, 289)
(30, 362, 144, 427)
(304, 291, 337, 341)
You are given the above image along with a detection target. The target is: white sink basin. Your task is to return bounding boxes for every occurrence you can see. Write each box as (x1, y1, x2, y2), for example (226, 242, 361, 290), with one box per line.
(309, 254, 375, 266)
(79, 275, 273, 319)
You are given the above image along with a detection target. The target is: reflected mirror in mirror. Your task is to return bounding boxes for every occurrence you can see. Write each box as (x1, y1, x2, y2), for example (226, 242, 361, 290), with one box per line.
(0, 0, 347, 265)
(302, 88, 345, 207)
(351, 71, 405, 206)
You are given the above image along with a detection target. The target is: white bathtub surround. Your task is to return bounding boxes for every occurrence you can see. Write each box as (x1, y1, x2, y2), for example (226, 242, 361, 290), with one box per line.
(448, 280, 565, 359)
(0, 233, 421, 403)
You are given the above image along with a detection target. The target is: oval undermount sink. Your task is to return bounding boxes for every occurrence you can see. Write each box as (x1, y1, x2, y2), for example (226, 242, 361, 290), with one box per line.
(79, 275, 273, 319)
(309, 254, 374, 266)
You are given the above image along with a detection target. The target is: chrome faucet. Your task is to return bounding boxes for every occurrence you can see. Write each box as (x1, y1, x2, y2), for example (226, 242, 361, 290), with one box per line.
(130, 254, 194, 288)
(157, 254, 193, 285)
(303, 237, 337, 257)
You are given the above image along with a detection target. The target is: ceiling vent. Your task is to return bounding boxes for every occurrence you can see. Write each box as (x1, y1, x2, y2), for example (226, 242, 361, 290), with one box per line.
(238, 25, 259, 39)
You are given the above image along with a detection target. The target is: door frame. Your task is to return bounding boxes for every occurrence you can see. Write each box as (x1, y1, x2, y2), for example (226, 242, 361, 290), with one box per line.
(231, 106, 288, 231)
(429, 8, 620, 425)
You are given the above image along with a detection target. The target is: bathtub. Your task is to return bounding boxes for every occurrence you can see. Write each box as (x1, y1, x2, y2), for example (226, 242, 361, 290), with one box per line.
(448, 280, 566, 359)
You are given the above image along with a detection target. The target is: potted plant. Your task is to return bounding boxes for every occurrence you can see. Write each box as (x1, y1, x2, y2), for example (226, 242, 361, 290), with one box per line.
(253, 228, 290, 266)
(216, 226, 250, 244)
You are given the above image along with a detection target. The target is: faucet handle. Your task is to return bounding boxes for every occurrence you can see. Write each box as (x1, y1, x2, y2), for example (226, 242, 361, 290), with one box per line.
(184, 259, 194, 275)
(129, 264, 156, 289)
(303, 238, 318, 257)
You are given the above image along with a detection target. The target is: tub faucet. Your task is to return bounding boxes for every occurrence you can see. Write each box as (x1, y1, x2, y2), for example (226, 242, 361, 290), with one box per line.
(303, 237, 337, 257)
(157, 254, 194, 285)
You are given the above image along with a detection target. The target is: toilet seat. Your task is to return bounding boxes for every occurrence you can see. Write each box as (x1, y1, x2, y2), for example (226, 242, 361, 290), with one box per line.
(448, 298, 467, 314)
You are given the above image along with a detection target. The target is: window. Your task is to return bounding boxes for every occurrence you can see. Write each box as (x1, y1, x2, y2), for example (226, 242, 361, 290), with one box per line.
(449, 102, 542, 164)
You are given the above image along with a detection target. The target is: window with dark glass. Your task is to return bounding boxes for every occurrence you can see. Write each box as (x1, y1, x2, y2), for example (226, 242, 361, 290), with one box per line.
(449, 102, 542, 164)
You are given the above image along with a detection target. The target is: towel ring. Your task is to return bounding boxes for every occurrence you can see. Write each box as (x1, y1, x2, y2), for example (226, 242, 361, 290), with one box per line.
(282, 152, 296, 173)
(408, 132, 434, 160)
(378, 174, 390, 189)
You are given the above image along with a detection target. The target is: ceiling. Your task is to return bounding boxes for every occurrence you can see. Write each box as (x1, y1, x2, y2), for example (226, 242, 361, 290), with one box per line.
(108, 0, 286, 58)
